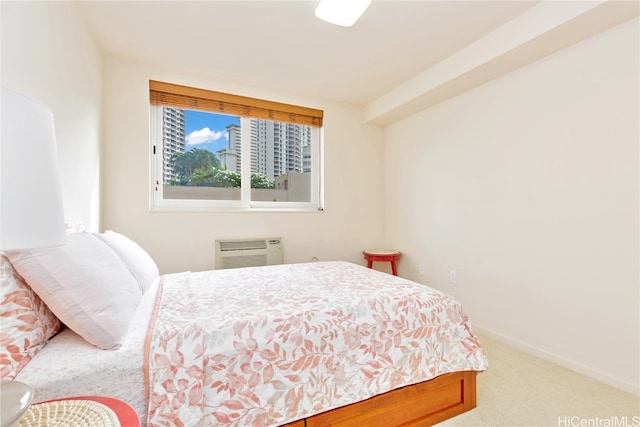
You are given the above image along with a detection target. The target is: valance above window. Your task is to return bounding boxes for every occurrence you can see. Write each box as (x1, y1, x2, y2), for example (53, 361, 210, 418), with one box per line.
(149, 80, 323, 127)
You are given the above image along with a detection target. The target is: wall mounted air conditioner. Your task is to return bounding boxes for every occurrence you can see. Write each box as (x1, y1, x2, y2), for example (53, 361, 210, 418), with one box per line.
(214, 237, 283, 269)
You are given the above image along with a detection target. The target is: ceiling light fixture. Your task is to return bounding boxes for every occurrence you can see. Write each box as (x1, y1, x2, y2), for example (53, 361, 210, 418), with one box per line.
(315, 0, 372, 27)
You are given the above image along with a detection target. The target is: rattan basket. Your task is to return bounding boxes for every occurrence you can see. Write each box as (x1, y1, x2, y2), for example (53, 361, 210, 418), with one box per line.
(17, 399, 120, 427)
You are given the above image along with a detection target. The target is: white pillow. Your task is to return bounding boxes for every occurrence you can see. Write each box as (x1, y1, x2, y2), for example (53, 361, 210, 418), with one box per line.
(5, 233, 141, 350)
(95, 230, 159, 293)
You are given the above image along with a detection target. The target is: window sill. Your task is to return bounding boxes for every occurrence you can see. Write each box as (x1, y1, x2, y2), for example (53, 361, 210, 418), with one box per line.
(150, 206, 325, 213)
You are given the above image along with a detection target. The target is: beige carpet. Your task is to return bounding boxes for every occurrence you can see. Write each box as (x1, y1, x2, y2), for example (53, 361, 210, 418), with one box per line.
(437, 333, 640, 427)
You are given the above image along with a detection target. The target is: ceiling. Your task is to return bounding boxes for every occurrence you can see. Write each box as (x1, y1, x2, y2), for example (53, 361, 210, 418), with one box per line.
(76, 1, 539, 106)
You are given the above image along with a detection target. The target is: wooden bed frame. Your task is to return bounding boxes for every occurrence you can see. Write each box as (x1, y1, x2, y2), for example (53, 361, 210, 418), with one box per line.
(281, 370, 477, 427)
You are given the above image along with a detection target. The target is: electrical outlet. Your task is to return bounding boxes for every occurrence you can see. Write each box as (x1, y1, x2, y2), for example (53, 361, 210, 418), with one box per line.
(449, 270, 457, 284)
(418, 264, 425, 276)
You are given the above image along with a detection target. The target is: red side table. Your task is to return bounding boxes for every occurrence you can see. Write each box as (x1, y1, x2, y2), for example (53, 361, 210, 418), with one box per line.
(26, 396, 140, 427)
(363, 249, 401, 276)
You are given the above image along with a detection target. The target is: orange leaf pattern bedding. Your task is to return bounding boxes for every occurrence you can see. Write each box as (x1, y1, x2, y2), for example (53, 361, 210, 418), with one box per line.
(145, 261, 488, 426)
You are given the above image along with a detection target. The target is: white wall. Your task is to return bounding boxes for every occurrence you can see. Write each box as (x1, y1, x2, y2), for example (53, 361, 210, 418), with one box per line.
(1, 1, 102, 231)
(101, 57, 385, 274)
(384, 18, 639, 394)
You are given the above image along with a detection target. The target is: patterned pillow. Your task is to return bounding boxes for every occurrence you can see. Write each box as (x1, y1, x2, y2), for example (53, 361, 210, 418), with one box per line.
(0, 254, 62, 380)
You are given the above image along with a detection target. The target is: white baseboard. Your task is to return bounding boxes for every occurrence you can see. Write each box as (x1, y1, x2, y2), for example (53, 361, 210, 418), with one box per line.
(473, 324, 640, 397)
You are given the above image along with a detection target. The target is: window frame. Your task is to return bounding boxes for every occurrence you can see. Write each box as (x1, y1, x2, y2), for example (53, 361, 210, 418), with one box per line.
(149, 81, 324, 212)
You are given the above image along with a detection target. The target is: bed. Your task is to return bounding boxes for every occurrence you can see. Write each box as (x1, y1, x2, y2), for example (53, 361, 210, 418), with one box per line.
(2, 231, 488, 426)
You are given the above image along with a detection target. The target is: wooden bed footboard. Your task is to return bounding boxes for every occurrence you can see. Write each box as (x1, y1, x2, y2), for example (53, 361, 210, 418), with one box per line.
(281, 370, 477, 427)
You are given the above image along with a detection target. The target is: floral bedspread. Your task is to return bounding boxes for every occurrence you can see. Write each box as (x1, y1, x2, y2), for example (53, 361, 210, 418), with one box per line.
(144, 261, 488, 426)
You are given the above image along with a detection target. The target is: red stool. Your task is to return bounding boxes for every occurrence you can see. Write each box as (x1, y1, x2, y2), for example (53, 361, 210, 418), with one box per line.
(363, 249, 401, 276)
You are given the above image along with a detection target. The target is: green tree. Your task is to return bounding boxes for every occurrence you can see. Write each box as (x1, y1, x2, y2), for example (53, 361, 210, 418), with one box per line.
(169, 148, 220, 185)
(191, 167, 241, 187)
(251, 173, 275, 189)
(189, 168, 275, 189)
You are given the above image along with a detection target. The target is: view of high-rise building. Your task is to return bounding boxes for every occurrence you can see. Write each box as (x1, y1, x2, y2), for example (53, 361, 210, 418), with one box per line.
(217, 123, 241, 173)
(247, 118, 311, 181)
(162, 107, 186, 183)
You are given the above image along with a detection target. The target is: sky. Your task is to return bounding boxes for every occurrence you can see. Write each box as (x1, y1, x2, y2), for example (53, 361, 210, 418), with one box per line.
(184, 109, 240, 154)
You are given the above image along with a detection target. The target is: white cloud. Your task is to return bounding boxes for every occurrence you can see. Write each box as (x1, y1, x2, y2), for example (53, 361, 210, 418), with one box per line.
(186, 127, 227, 146)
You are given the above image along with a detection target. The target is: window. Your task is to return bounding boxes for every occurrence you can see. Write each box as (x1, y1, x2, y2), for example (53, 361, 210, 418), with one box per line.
(149, 81, 324, 211)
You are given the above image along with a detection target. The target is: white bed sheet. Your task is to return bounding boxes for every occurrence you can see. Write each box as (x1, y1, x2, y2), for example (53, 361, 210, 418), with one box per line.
(14, 277, 160, 422)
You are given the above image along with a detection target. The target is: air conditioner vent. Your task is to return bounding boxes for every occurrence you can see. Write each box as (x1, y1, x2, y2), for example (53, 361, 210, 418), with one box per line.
(219, 240, 267, 251)
(215, 237, 283, 269)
